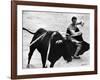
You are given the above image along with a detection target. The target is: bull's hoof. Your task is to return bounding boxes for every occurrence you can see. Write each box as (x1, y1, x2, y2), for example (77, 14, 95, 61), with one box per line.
(43, 65, 48, 68)
(73, 56, 81, 59)
(45, 66, 48, 68)
(27, 64, 30, 68)
(67, 58, 72, 63)
(44, 66, 47, 68)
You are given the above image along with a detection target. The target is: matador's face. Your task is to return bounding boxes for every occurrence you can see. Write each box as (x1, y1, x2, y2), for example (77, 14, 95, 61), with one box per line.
(72, 19, 77, 25)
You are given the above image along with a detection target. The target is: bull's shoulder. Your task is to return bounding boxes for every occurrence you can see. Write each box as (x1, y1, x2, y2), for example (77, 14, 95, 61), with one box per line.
(51, 31, 65, 40)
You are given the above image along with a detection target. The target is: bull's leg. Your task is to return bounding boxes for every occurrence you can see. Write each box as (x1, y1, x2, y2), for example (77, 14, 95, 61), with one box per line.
(27, 45, 36, 68)
(41, 54, 47, 68)
(50, 62, 55, 67)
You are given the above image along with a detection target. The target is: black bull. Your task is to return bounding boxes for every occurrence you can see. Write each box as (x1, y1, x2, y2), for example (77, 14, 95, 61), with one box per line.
(23, 28, 90, 68)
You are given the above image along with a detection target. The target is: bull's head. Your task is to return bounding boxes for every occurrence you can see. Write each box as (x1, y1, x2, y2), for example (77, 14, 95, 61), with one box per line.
(55, 39, 72, 63)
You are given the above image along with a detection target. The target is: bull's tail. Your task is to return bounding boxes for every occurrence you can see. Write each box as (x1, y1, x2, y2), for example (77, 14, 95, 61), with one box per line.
(22, 27, 35, 34)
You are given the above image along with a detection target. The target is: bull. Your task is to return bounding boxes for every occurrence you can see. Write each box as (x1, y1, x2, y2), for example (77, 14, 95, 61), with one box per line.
(23, 28, 89, 68)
